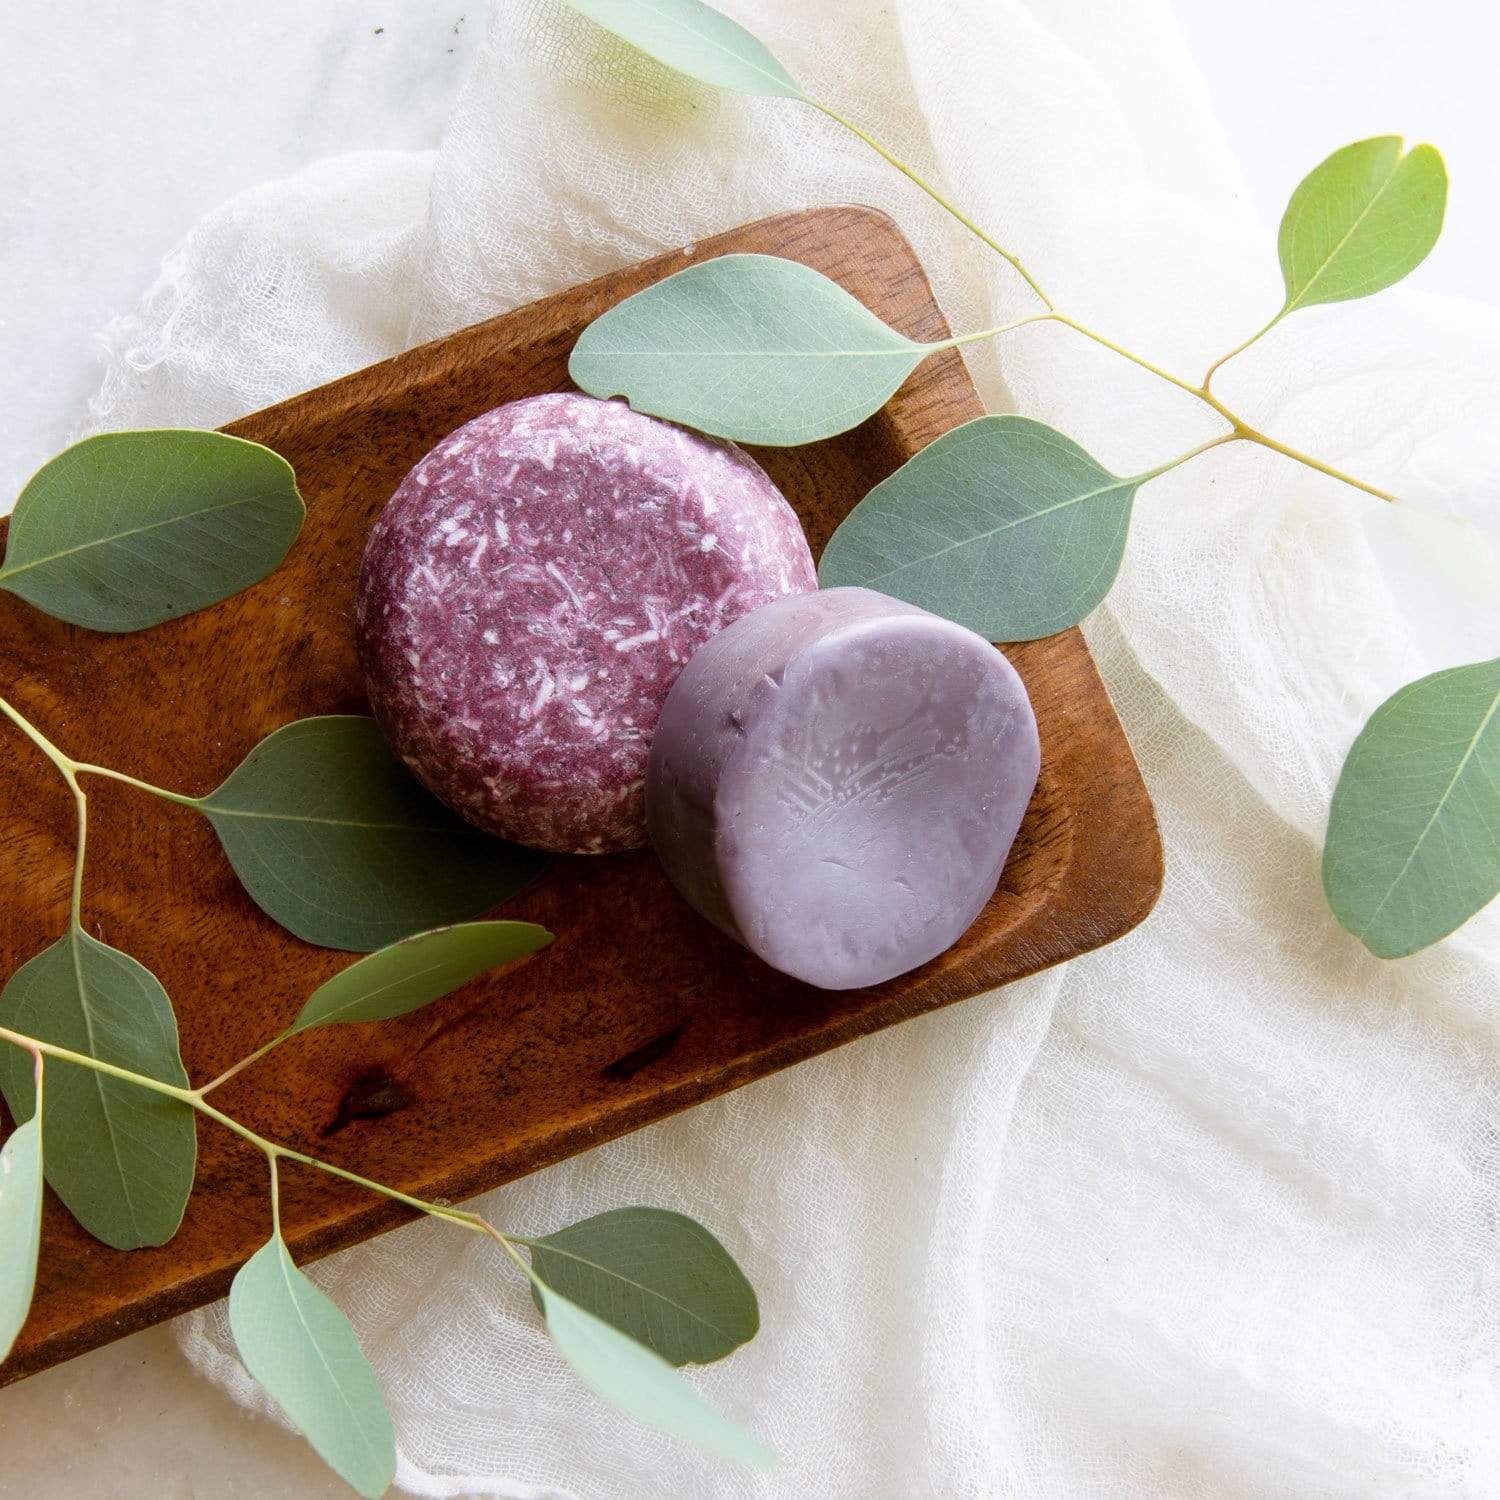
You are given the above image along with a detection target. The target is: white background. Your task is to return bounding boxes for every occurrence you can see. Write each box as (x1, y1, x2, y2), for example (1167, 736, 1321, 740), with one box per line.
(0, 2, 1496, 1495)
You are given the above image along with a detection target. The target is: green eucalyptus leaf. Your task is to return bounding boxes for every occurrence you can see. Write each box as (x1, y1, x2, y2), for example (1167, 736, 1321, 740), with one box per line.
(536, 1280, 774, 1469)
(529, 1207, 759, 1367)
(570, 254, 931, 445)
(1278, 137, 1446, 315)
(1323, 657, 1500, 959)
(0, 430, 305, 632)
(819, 414, 1142, 640)
(558, 0, 803, 98)
(0, 933, 195, 1250)
(194, 716, 547, 952)
(289, 920, 553, 1036)
(230, 1232, 396, 1499)
(0, 1060, 44, 1365)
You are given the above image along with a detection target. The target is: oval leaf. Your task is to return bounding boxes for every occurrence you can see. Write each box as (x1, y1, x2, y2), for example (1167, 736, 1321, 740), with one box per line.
(1279, 137, 1446, 315)
(537, 1281, 773, 1469)
(195, 716, 548, 952)
(0, 1060, 44, 1365)
(0, 933, 195, 1250)
(570, 254, 931, 446)
(559, 0, 803, 98)
(0, 430, 305, 632)
(819, 414, 1141, 640)
(230, 1232, 396, 1499)
(529, 1206, 758, 1367)
(289, 921, 553, 1036)
(1323, 657, 1500, 958)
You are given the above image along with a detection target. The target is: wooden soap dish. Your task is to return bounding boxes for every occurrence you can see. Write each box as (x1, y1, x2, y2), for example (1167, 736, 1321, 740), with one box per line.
(0, 204, 1161, 1385)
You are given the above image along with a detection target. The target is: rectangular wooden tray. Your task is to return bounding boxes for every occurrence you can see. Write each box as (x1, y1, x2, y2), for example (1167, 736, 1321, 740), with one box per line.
(0, 205, 1161, 1385)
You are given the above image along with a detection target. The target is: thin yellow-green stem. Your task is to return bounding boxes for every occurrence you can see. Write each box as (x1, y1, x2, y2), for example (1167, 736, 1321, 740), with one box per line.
(199, 1032, 289, 1096)
(268, 1152, 282, 1237)
(811, 102, 1055, 310)
(67, 780, 87, 930)
(1137, 431, 1240, 484)
(1236, 426, 1398, 503)
(941, 311, 1053, 350)
(1202, 312, 1284, 392)
(71, 761, 200, 808)
(0, 696, 75, 782)
(0, 695, 90, 928)
(479, 1218, 536, 1282)
(1046, 313, 1208, 401)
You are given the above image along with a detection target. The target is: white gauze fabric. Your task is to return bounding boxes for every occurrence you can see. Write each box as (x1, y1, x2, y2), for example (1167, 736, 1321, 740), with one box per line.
(81, 1, 1500, 1495)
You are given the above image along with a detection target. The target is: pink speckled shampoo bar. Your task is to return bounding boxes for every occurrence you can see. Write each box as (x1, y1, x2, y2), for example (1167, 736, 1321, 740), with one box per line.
(646, 588, 1041, 989)
(356, 393, 817, 853)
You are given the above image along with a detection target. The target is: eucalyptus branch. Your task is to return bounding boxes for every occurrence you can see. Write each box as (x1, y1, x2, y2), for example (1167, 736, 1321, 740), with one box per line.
(0, 1018, 488, 1235)
(798, 80, 1396, 502)
(814, 115, 1401, 504)
(0, 690, 773, 1486)
(940, 308, 1398, 502)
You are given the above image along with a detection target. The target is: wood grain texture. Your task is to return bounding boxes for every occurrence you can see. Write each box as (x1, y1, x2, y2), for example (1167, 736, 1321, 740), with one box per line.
(0, 206, 1161, 1386)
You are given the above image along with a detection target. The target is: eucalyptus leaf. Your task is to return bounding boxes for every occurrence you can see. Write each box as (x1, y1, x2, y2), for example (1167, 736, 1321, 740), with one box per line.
(529, 1207, 758, 1367)
(1278, 137, 1446, 315)
(536, 1281, 774, 1469)
(0, 933, 195, 1251)
(570, 254, 932, 445)
(819, 414, 1142, 640)
(0, 1061, 44, 1365)
(558, 0, 803, 98)
(0, 430, 305, 632)
(1323, 658, 1500, 959)
(289, 921, 553, 1036)
(230, 1231, 396, 1499)
(194, 716, 547, 952)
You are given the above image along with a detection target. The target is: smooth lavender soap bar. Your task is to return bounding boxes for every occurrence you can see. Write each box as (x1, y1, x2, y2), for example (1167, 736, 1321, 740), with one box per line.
(646, 587, 1041, 989)
(356, 393, 816, 853)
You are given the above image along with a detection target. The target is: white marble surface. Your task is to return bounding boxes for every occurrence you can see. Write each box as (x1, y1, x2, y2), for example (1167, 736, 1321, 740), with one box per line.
(0, 1, 1495, 1496)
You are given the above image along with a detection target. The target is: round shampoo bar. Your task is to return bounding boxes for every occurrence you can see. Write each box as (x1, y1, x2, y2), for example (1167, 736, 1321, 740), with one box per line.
(356, 392, 817, 853)
(646, 587, 1041, 989)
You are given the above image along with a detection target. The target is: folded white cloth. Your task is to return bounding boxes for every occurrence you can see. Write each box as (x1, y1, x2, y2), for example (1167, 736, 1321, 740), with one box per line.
(81, 1, 1500, 1494)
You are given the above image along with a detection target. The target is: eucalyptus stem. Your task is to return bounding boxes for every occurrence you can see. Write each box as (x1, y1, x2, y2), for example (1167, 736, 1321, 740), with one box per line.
(942, 311, 1053, 349)
(0, 1020, 490, 1240)
(0, 696, 91, 928)
(1201, 313, 1282, 391)
(1230, 426, 1398, 504)
(67, 780, 87, 931)
(199, 1033, 290, 1096)
(0, 696, 75, 783)
(1138, 431, 1240, 483)
(812, 101, 1056, 310)
(477, 1216, 535, 1280)
(1046, 312, 1208, 401)
(268, 1152, 283, 1236)
(70, 761, 200, 808)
